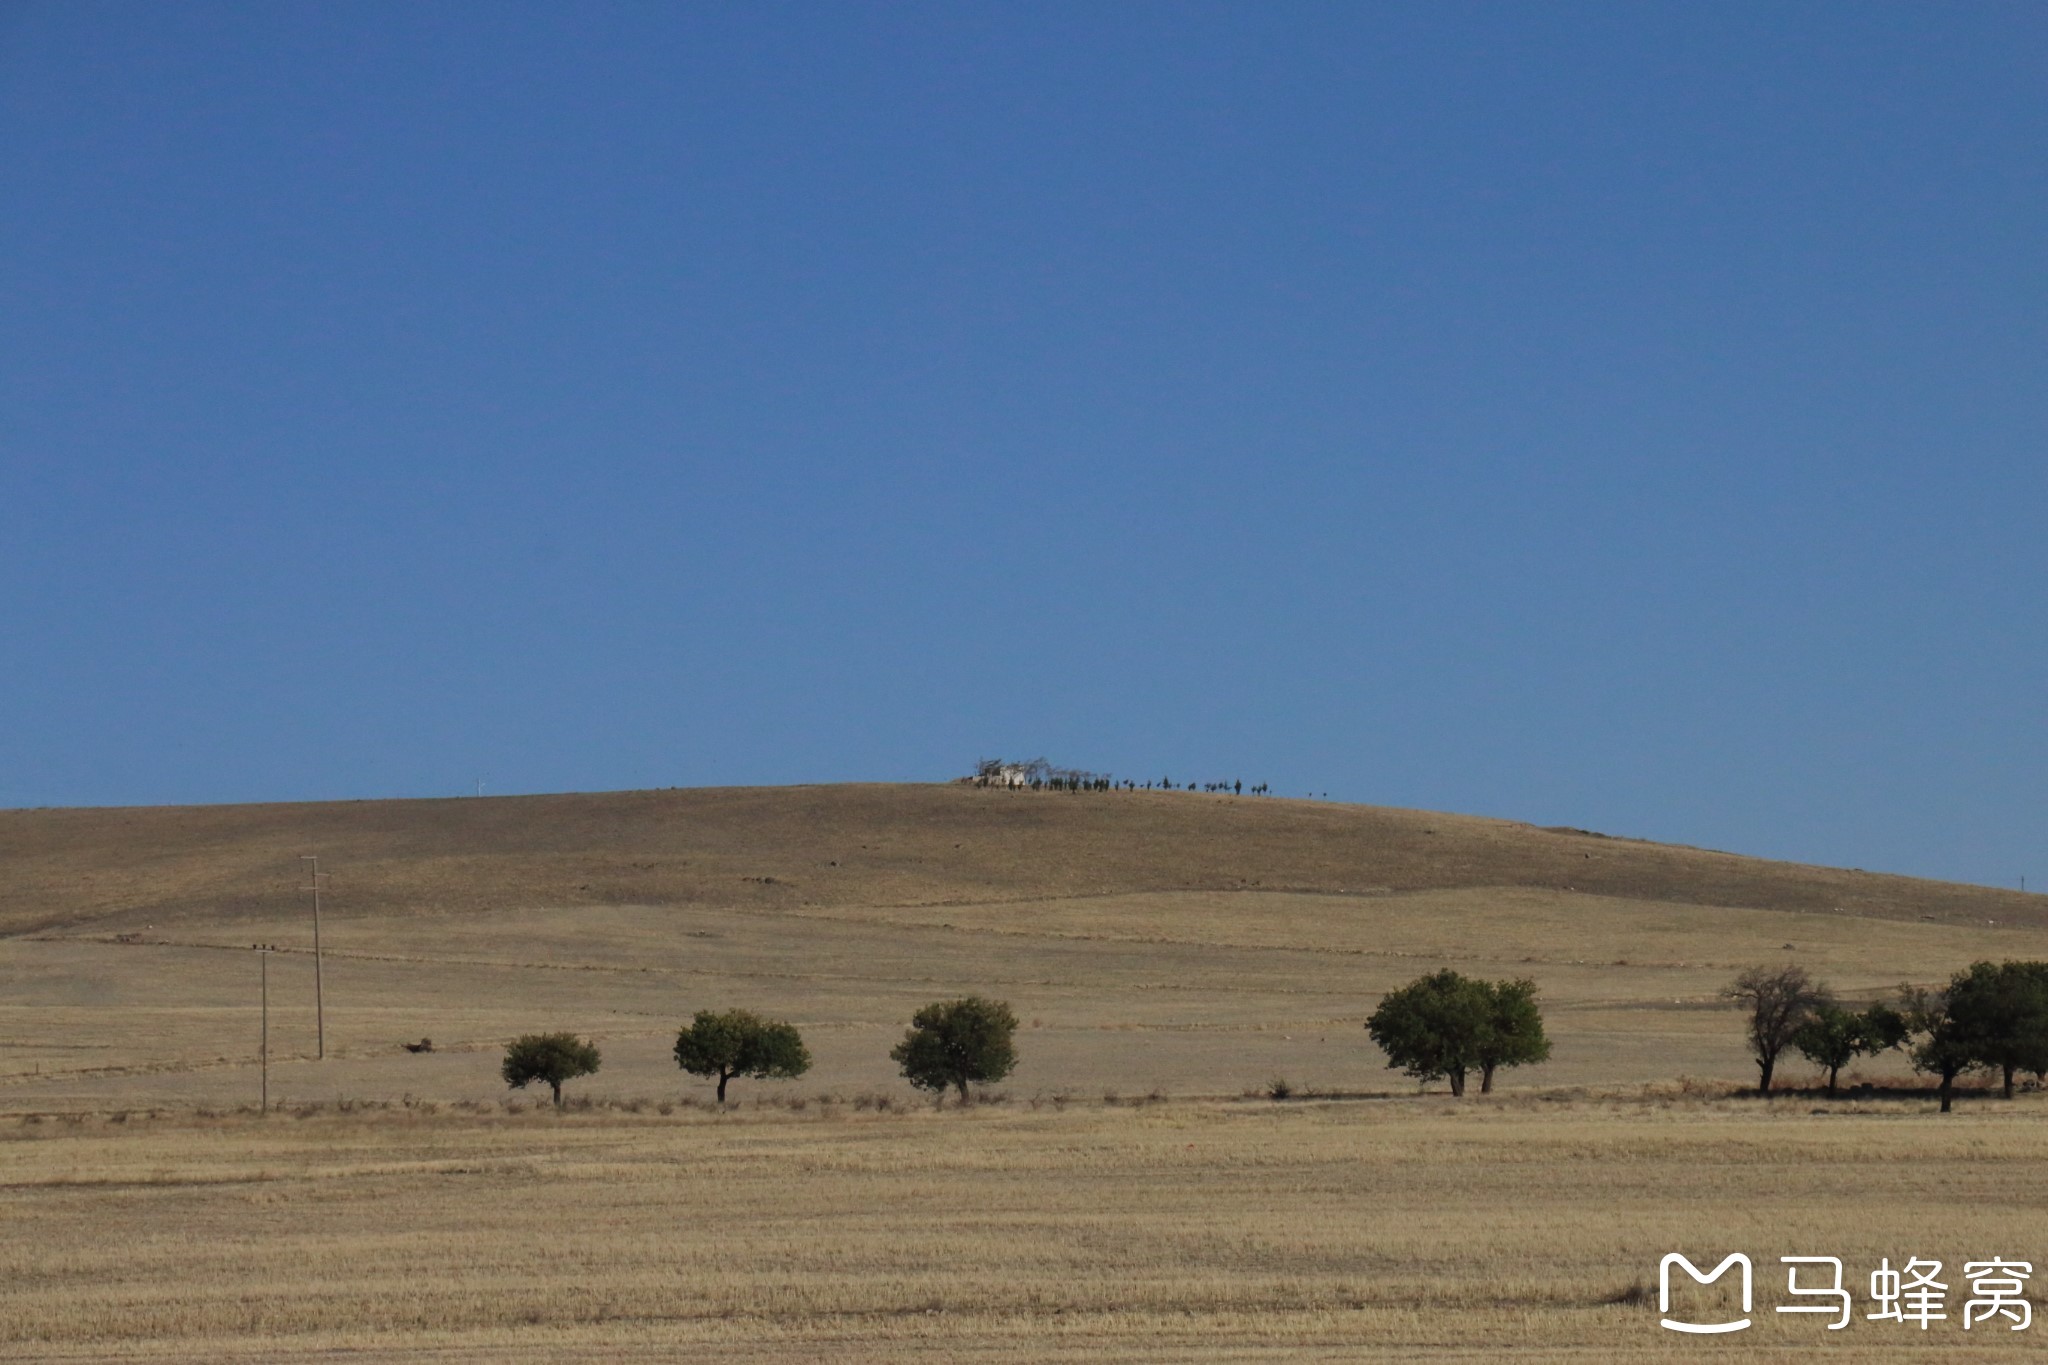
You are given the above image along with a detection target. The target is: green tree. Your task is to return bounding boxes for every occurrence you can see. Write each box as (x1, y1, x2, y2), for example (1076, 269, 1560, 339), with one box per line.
(1724, 965, 1830, 1094)
(1366, 969, 1490, 1097)
(1473, 977, 1552, 1094)
(891, 996, 1018, 1100)
(1942, 960, 2048, 1100)
(1860, 1001, 1911, 1054)
(1792, 1001, 1909, 1096)
(501, 1032, 601, 1109)
(673, 1008, 811, 1103)
(1901, 981, 1978, 1114)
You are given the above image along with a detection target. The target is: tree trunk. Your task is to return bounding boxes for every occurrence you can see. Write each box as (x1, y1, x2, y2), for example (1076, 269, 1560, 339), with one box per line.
(1480, 1063, 1496, 1095)
(955, 1076, 970, 1104)
(1758, 1054, 1775, 1095)
(1447, 1068, 1466, 1097)
(550, 1080, 563, 1109)
(2003, 1064, 2016, 1099)
(1940, 1073, 1954, 1113)
(1826, 1064, 1840, 1098)
(717, 1071, 730, 1104)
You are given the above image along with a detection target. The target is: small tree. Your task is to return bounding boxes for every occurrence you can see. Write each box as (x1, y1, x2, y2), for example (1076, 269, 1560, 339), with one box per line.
(1724, 965, 1829, 1094)
(1366, 969, 1490, 1096)
(1474, 977, 1552, 1094)
(674, 1008, 811, 1103)
(891, 996, 1018, 1101)
(501, 1032, 601, 1109)
(1902, 982, 1977, 1114)
(1792, 1001, 1908, 1097)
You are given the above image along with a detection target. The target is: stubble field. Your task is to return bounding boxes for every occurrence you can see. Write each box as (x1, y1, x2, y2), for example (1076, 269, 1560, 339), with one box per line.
(10, 1096, 2048, 1362)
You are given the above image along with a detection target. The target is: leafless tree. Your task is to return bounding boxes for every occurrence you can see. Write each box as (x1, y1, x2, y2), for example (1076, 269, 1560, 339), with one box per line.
(1724, 964, 1831, 1094)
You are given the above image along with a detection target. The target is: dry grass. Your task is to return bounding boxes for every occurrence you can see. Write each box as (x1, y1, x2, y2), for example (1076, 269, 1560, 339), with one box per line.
(1, 883, 2027, 1112)
(3, 782, 2040, 938)
(7, 1097, 2048, 1361)
(7, 782, 2048, 1358)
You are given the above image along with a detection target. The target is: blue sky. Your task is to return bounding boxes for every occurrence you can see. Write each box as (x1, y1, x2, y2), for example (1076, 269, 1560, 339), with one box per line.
(2, 4, 2042, 887)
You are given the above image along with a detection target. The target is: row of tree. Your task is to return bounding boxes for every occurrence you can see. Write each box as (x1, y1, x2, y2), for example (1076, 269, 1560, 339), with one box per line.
(501, 996, 1019, 1108)
(1729, 960, 2048, 1111)
(505, 978, 1557, 1107)
(970, 758, 1268, 795)
(501, 963, 2048, 1114)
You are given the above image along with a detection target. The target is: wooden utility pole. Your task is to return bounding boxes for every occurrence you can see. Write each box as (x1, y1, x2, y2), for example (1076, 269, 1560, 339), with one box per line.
(300, 856, 327, 1060)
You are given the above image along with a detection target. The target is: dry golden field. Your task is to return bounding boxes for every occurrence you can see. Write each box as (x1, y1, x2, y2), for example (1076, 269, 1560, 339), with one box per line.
(5, 782, 2048, 1360)
(10, 1097, 2048, 1362)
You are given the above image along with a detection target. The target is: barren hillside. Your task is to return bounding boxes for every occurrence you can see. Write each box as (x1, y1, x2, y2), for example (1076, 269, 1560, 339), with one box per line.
(1, 782, 2036, 937)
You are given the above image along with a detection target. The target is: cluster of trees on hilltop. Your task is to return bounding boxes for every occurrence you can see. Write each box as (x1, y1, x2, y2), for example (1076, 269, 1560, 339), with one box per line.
(971, 757, 1268, 795)
(971, 757, 1113, 790)
(501, 996, 1018, 1109)
(1729, 960, 2048, 1111)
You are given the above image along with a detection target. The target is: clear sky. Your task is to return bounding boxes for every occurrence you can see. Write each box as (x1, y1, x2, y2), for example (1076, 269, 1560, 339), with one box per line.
(3, 4, 2042, 887)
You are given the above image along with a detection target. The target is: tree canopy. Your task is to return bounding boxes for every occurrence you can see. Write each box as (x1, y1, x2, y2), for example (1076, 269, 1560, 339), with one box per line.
(1472, 977, 1552, 1094)
(1902, 979, 1980, 1114)
(1791, 1001, 1907, 1096)
(1930, 960, 2048, 1101)
(501, 1032, 602, 1108)
(1365, 970, 1550, 1097)
(674, 1008, 811, 1103)
(891, 996, 1018, 1100)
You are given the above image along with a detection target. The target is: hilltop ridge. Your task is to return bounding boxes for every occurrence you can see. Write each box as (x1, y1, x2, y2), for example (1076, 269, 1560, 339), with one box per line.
(1, 782, 2035, 936)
